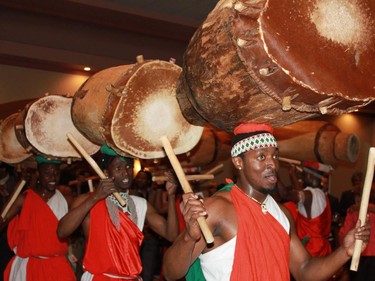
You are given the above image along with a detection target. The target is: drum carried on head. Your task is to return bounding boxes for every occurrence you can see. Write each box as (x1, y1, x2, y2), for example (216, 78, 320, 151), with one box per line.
(15, 94, 100, 160)
(0, 113, 32, 164)
(177, 0, 375, 132)
(71, 58, 204, 159)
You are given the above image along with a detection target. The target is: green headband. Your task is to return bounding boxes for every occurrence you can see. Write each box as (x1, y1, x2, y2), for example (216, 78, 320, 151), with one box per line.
(35, 156, 61, 165)
(101, 144, 119, 156)
(100, 145, 127, 161)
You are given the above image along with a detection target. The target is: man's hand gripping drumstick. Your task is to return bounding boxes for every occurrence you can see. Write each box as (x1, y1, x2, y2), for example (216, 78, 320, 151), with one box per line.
(160, 136, 214, 244)
(67, 133, 125, 206)
(350, 147, 375, 271)
(1, 180, 26, 220)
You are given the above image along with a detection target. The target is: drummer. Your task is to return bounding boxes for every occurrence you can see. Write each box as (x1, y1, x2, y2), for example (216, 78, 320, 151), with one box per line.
(162, 123, 371, 281)
(1, 156, 76, 281)
(57, 145, 179, 280)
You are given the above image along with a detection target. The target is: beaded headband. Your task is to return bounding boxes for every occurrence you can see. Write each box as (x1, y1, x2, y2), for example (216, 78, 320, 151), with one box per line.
(231, 132, 278, 157)
(231, 123, 278, 157)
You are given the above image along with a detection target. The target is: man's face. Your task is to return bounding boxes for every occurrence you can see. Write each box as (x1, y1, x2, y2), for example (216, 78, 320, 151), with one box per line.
(107, 157, 134, 191)
(38, 164, 60, 192)
(239, 147, 279, 194)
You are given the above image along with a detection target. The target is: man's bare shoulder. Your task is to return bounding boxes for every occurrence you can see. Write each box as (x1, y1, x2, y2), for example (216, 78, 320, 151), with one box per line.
(204, 189, 232, 207)
(203, 190, 237, 243)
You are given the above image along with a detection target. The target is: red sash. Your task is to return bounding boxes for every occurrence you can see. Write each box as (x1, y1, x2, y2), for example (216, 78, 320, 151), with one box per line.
(83, 199, 144, 279)
(230, 186, 290, 281)
(296, 195, 332, 257)
(4, 189, 75, 281)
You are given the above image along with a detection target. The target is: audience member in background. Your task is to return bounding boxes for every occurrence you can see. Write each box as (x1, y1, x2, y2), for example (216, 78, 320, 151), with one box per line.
(0, 162, 17, 281)
(1, 156, 75, 281)
(339, 172, 363, 219)
(57, 145, 179, 280)
(279, 164, 333, 256)
(320, 175, 341, 251)
(339, 178, 375, 281)
(132, 169, 165, 281)
(0, 163, 17, 210)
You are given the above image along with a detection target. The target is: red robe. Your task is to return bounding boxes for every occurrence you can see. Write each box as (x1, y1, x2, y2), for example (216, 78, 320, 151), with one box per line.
(83, 199, 144, 280)
(230, 186, 290, 280)
(4, 189, 75, 281)
(296, 195, 332, 257)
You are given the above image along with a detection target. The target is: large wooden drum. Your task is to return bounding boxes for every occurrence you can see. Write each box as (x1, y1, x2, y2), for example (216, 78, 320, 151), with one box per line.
(177, 0, 375, 132)
(15, 95, 100, 160)
(274, 120, 360, 165)
(72, 59, 204, 159)
(0, 113, 32, 164)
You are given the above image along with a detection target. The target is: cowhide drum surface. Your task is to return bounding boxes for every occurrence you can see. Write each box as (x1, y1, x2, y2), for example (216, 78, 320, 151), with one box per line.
(177, 0, 375, 132)
(21, 95, 100, 160)
(72, 59, 203, 159)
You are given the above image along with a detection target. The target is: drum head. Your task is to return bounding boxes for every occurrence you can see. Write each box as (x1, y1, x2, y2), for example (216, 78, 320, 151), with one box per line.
(110, 60, 204, 159)
(0, 113, 32, 164)
(177, 0, 375, 131)
(24, 95, 100, 159)
(260, 0, 375, 100)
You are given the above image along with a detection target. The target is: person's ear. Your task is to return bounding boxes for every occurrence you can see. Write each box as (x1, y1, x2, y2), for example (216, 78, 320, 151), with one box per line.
(232, 157, 243, 171)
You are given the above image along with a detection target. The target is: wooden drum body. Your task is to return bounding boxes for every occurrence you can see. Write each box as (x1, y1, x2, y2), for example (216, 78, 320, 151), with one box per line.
(15, 95, 100, 160)
(177, 0, 375, 132)
(72, 60, 204, 159)
(0, 113, 32, 164)
(177, 126, 232, 167)
(274, 121, 360, 165)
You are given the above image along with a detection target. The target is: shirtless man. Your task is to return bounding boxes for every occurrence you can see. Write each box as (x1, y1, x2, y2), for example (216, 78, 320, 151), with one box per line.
(163, 123, 371, 281)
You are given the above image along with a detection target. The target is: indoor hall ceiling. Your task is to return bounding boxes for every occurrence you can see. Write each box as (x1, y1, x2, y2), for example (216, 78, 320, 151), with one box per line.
(0, 0, 219, 119)
(0, 0, 218, 74)
(0, 0, 374, 118)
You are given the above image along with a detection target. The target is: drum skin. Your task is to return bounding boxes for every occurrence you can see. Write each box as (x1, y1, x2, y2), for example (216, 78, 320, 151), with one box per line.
(0, 113, 32, 164)
(20, 95, 100, 160)
(177, 0, 375, 132)
(72, 60, 204, 159)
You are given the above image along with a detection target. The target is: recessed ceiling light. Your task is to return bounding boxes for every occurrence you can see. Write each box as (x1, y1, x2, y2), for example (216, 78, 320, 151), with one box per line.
(83, 67, 91, 71)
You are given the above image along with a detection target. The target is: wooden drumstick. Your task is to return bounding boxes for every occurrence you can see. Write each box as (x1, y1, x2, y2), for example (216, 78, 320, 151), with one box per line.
(204, 163, 224, 175)
(350, 147, 375, 271)
(279, 157, 304, 172)
(67, 133, 126, 206)
(1, 180, 26, 220)
(152, 174, 214, 182)
(88, 179, 94, 192)
(160, 136, 214, 244)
